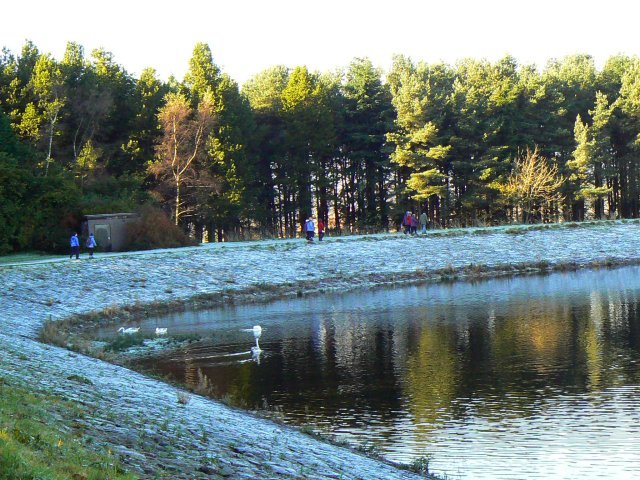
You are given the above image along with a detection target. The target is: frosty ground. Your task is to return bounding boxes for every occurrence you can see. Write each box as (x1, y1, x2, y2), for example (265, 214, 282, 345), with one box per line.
(2, 221, 640, 479)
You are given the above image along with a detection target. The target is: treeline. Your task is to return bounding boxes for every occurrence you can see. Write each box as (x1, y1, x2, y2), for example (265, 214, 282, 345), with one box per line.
(2, 40, 640, 253)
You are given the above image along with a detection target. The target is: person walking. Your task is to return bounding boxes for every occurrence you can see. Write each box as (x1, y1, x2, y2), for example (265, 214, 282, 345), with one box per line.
(318, 218, 325, 241)
(402, 211, 412, 235)
(410, 213, 419, 235)
(85, 232, 97, 258)
(305, 217, 315, 242)
(69, 233, 80, 260)
(419, 212, 428, 234)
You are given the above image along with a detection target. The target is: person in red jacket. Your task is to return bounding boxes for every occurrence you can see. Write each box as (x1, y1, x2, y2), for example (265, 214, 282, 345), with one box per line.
(318, 218, 325, 241)
(402, 211, 412, 234)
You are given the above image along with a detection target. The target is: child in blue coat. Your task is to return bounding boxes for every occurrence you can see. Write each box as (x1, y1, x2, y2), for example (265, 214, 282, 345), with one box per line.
(86, 233, 97, 258)
(70, 233, 80, 260)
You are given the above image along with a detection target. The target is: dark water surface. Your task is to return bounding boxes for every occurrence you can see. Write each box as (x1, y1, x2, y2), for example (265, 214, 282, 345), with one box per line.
(127, 267, 640, 479)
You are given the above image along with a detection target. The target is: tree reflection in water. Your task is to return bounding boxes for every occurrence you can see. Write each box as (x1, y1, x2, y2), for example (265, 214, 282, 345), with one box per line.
(132, 267, 640, 479)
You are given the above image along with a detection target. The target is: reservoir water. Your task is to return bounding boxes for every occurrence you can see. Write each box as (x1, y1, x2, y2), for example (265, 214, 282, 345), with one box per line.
(127, 267, 640, 479)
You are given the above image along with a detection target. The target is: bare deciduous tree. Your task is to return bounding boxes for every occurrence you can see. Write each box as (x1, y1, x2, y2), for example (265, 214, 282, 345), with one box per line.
(150, 91, 215, 225)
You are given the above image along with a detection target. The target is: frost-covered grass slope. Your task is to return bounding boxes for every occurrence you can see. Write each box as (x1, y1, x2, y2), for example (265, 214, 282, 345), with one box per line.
(1, 221, 639, 479)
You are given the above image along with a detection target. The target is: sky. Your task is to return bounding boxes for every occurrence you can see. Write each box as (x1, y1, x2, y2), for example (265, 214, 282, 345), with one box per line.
(3, 0, 640, 86)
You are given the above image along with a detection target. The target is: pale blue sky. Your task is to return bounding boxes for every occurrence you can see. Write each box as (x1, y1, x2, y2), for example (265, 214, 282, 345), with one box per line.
(4, 0, 639, 85)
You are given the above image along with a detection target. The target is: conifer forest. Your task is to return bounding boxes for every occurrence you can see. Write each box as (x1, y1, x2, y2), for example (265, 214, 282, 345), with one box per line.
(2, 40, 640, 252)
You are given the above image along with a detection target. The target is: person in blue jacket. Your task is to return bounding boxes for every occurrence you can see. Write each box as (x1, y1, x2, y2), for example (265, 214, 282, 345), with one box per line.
(70, 233, 80, 260)
(305, 217, 315, 242)
(85, 232, 97, 258)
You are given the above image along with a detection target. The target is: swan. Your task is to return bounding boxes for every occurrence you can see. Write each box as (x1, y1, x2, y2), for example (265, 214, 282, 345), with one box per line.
(155, 327, 167, 335)
(118, 327, 140, 334)
(252, 325, 262, 352)
(252, 325, 262, 340)
(251, 345, 262, 364)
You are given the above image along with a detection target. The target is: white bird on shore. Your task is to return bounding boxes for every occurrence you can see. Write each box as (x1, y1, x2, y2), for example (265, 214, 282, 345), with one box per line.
(118, 327, 140, 334)
(155, 327, 167, 335)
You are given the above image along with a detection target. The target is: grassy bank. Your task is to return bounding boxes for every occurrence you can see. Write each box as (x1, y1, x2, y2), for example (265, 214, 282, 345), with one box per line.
(0, 252, 59, 265)
(0, 377, 135, 480)
(3, 218, 639, 266)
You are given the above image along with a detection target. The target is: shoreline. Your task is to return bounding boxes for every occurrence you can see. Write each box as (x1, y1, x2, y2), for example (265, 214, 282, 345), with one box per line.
(42, 254, 640, 358)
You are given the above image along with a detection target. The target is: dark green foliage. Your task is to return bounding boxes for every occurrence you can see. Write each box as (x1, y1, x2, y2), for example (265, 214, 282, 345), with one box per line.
(0, 108, 80, 253)
(0, 153, 28, 253)
(80, 174, 149, 214)
(21, 174, 81, 252)
(122, 67, 167, 174)
(0, 108, 31, 253)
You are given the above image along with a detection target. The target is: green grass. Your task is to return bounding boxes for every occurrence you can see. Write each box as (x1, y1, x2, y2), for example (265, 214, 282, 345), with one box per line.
(0, 252, 59, 265)
(0, 378, 136, 480)
(103, 333, 145, 352)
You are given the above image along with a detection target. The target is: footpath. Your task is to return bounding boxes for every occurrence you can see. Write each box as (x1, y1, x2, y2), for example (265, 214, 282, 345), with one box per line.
(2, 222, 639, 479)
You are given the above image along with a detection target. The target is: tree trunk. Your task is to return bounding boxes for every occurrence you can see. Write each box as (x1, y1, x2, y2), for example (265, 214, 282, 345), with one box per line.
(44, 110, 59, 177)
(175, 175, 181, 225)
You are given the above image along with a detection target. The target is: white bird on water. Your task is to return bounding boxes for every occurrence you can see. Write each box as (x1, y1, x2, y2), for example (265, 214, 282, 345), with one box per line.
(155, 327, 167, 336)
(118, 327, 140, 334)
(251, 325, 262, 353)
